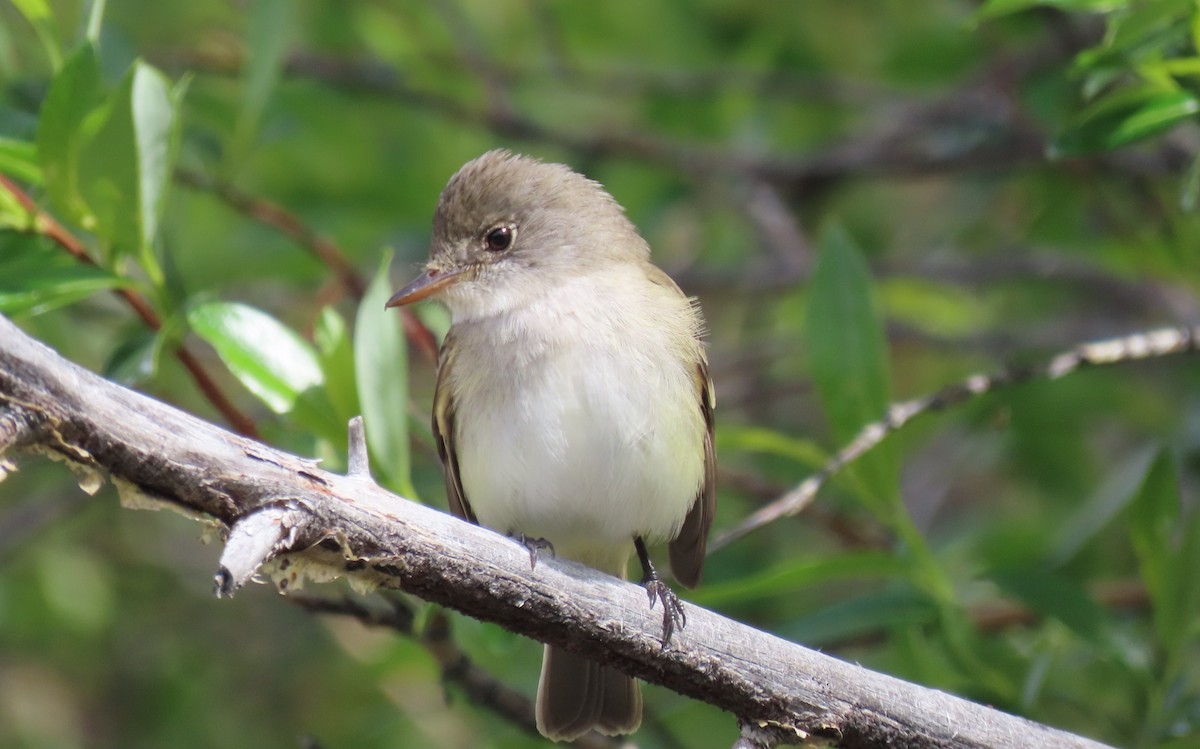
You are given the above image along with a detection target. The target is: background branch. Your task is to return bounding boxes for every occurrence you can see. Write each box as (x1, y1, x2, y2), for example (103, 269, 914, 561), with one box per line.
(713, 326, 1200, 551)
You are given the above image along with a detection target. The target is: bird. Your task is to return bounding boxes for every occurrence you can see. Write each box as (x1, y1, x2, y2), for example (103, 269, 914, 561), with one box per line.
(386, 149, 714, 741)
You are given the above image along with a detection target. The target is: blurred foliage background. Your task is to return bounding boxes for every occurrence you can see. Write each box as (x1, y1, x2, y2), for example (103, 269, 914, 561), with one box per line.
(2, 0, 1200, 747)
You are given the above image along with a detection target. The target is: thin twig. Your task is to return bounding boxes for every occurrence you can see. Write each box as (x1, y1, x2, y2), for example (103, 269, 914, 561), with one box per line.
(175, 168, 366, 297)
(156, 49, 1051, 187)
(711, 326, 1200, 552)
(0, 175, 261, 438)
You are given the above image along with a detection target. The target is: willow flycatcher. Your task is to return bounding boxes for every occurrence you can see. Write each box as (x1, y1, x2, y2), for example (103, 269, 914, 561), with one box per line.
(387, 150, 715, 741)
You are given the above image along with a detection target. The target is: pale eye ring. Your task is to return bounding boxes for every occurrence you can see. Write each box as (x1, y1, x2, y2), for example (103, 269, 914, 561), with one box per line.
(484, 225, 514, 252)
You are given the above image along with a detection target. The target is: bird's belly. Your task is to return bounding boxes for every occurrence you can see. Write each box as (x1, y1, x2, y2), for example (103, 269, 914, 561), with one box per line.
(455, 351, 703, 570)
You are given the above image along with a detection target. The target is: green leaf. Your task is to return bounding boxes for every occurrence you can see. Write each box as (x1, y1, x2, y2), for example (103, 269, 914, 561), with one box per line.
(104, 327, 159, 386)
(693, 551, 901, 606)
(36, 43, 102, 226)
(974, 0, 1125, 22)
(76, 68, 140, 256)
(1127, 450, 1200, 662)
(1051, 87, 1200, 157)
(1181, 148, 1200, 212)
(11, 0, 62, 70)
(355, 251, 416, 498)
(227, 0, 292, 169)
(315, 305, 360, 425)
(714, 424, 829, 468)
(85, 0, 107, 43)
(0, 187, 29, 231)
(414, 301, 451, 345)
(0, 243, 126, 315)
(0, 138, 43, 184)
(187, 301, 324, 414)
(1050, 447, 1156, 565)
(805, 225, 897, 512)
(76, 61, 180, 263)
(989, 568, 1112, 647)
(879, 277, 991, 338)
(1127, 450, 1183, 646)
(1158, 56, 1200, 78)
(1129, 451, 1177, 607)
(1167, 506, 1200, 656)
(131, 64, 178, 263)
(783, 586, 938, 646)
(1102, 0, 1192, 58)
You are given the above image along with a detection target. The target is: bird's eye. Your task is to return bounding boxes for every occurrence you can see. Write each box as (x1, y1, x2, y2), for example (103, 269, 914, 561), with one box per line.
(484, 225, 514, 252)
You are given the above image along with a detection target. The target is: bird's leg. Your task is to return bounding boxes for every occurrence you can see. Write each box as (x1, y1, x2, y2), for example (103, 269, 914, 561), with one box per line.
(635, 537, 686, 646)
(509, 531, 554, 570)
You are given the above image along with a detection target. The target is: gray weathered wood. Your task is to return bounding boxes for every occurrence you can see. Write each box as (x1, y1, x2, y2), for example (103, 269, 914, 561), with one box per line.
(0, 314, 1115, 749)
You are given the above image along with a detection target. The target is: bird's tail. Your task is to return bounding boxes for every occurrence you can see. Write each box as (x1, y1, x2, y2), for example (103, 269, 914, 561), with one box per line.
(535, 644, 641, 741)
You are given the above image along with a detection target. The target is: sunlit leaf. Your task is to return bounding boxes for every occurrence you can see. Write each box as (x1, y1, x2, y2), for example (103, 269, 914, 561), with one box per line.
(0, 138, 42, 184)
(85, 0, 106, 43)
(1052, 88, 1200, 157)
(975, 0, 1124, 17)
(879, 277, 991, 338)
(714, 424, 829, 468)
(0, 186, 30, 231)
(355, 251, 416, 498)
(187, 300, 323, 414)
(972, 0, 1124, 26)
(130, 64, 178, 261)
(1103, 0, 1192, 57)
(75, 61, 179, 263)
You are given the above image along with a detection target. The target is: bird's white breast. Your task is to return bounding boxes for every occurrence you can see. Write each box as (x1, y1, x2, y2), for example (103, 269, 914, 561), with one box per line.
(445, 267, 705, 572)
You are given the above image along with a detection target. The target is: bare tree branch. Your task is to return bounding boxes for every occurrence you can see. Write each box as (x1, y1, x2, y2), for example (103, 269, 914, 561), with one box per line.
(0, 314, 1113, 749)
(153, 49, 1051, 188)
(712, 326, 1200, 551)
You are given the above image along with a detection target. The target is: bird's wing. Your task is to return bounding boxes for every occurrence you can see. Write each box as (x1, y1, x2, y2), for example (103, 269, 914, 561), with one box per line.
(433, 331, 477, 524)
(668, 349, 716, 590)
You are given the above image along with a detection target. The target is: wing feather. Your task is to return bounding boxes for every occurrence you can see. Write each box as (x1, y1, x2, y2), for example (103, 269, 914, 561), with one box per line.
(432, 332, 476, 524)
(668, 354, 716, 589)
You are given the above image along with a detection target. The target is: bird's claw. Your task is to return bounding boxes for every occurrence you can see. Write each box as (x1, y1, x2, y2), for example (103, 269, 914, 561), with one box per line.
(511, 532, 555, 570)
(643, 576, 686, 647)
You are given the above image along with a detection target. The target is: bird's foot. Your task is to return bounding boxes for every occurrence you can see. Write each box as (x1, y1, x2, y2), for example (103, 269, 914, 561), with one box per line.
(510, 532, 555, 570)
(635, 537, 686, 646)
(643, 575, 686, 647)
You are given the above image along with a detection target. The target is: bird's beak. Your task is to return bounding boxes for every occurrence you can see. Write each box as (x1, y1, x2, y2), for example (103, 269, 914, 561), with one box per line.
(385, 267, 465, 308)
